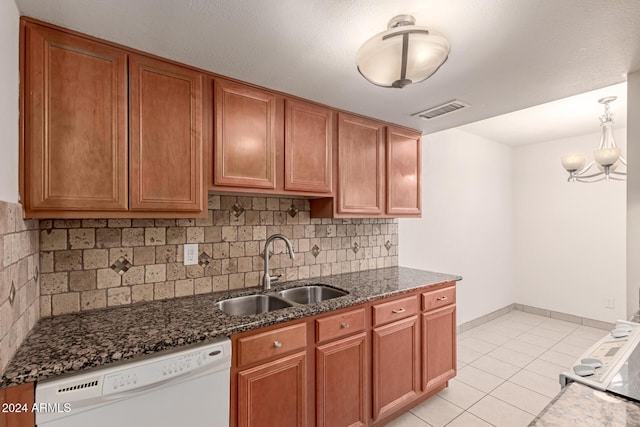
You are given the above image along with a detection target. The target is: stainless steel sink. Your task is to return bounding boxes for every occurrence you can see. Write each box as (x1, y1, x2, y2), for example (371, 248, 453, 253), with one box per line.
(215, 294, 293, 316)
(277, 285, 348, 304)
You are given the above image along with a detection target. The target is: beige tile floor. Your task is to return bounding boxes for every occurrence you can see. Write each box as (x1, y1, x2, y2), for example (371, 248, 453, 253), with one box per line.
(385, 309, 609, 427)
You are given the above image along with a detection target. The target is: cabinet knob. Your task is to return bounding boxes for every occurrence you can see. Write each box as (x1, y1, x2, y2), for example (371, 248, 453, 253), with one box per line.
(392, 307, 406, 314)
(273, 341, 282, 348)
(436, 296, 448, 302)
(340, 323, 350, 329)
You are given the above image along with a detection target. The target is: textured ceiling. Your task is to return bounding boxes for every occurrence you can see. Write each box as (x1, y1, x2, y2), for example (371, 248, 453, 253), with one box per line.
(460, 82, 628, 146)
(14, 0, 640, 136)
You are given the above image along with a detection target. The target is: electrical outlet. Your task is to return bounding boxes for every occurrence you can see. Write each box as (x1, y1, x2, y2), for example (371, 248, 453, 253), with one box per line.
(184, 244, 198, 266)
(605, 297, 615, 309)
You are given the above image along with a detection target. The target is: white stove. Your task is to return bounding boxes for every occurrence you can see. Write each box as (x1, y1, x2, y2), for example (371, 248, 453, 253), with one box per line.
(560, 320, 640, 400)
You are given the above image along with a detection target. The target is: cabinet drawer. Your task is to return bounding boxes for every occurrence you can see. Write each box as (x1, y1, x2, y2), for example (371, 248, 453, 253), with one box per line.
(422, 286, 456, 311)
(372, 295, 418, 327)
(237, 323, 307, 367)
(316, 308, 366, 343)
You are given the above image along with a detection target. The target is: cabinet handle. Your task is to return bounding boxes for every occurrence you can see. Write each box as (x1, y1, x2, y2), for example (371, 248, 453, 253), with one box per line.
(436, 296, 448, 302)
(392, 308, 406, 314)
(340, 323, 350, 329)
(273, 341, 282, 348)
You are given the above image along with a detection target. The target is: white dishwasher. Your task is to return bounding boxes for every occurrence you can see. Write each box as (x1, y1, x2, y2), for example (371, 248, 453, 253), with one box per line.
(35, 337, 231, 427)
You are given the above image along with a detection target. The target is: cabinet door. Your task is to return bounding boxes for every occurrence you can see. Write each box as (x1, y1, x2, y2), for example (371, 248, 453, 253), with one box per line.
(129, 55, 204, 212)
(237, 351, 307, 427)
(337, 114, 384, 214)
(284, 99, 333, 193)
(386, 126, 422, 216)
(24, 23, 128, 212)
(422, 305, 457, 391)
(316, 333, 367, 427)
(0, 382, 35, 427)
(214, 79, 277, 189)
(372, 316, 420, 421)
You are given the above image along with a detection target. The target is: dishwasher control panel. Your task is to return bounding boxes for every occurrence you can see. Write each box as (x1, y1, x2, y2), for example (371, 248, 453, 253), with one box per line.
(103, 343, 228, 395)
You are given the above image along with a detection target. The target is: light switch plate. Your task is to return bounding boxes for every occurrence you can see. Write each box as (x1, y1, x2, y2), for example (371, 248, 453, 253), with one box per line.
(184, 244, 198, 266)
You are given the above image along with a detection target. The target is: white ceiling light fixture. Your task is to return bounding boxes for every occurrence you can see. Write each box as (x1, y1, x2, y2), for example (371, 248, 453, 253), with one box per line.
(561, 96, 626, 183)
(356, 15, 450, 89)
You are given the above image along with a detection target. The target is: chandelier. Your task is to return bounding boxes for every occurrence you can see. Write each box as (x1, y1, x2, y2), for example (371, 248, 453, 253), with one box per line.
(356, 15, 450, 88)
(561, 96, 626, 183)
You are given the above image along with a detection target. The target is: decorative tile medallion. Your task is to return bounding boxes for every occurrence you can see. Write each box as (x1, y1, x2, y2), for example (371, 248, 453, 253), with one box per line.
(287, 204, 299, 218)
(260, 249, 274, 260)
(231, 203, 245, 218)
(110, 256, 133, 275)
(8, 281, 16, 306)
(311, 244, 321, 258)
(352, 242, 360, 253)
(385, 240, 392, 251)
(198, 252, 212, 268)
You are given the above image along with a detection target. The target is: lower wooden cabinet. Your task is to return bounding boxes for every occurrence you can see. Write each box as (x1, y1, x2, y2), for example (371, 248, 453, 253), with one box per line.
(0, 383, 35, 427)
(316, 333, 367, 427)
(422, 305, 457, 392)
(237, 351, 307, 427)
(371, 316, 420, 422)
(230, 283, 457, 427)
(421, 286, 457, 393)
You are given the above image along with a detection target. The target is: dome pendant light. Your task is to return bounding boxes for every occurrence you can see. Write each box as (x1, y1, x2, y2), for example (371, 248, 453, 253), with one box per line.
(356, 15, 450, 88)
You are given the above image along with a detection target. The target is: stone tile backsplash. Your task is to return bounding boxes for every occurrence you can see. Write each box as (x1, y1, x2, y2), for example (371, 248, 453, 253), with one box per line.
(0, 201, 40, 373)
(40, 195, 398, 316)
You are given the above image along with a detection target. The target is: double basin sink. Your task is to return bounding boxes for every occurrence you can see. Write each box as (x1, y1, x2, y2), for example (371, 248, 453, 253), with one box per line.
(215, 285, 348, 316)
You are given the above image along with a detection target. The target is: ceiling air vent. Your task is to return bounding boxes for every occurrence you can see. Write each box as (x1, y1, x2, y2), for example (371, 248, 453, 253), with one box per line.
(413, 100, 470, 120)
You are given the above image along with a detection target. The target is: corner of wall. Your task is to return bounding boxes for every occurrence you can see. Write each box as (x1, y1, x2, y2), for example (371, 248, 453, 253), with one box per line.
(0, 201, 40, 374)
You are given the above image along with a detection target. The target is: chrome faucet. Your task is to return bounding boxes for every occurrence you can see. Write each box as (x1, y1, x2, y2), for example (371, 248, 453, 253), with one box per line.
(262, 234, 295, 291)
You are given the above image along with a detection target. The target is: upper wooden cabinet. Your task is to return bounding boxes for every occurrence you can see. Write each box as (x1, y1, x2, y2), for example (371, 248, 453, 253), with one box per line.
(284, 99, 333, 193)
(23, 22, 128, 214)
(129, 55, 204, 212)
(337, 113, 385, 215)
(213, 79, 277, 189)
(21, 20, 206, 218)
(386, 126, 422, 216)
(310, 117, 422, 219)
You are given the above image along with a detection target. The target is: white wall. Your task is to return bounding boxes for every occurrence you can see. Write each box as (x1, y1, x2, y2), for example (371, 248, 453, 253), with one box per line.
(627, 70, 640, 318)
(399, 128, 514, 325)
(0, 0, 20, 203)
(513, 130, 627, 322)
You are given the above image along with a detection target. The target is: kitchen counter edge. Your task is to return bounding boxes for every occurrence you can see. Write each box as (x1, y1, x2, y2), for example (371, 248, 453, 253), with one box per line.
(1, 266, 461, 388)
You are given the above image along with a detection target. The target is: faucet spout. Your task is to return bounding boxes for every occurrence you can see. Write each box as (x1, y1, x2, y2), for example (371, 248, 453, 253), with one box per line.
(262, 234, 295, 291)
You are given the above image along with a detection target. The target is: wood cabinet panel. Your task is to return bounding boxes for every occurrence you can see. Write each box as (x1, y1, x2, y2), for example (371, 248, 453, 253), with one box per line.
(237, 323, 307, 367)
(316, 333, 367, 427)
(284, 99, 333, 193)
(24, 23, 128, 212)
(337, 114, 385, 215)
(237, 351, 307, 427)
(386, 126, 422, 216)
(372, 315, 420, 421)
(371, 295, 418, 327)
(422, 285, 456, 312)
(422, 305, 457, 392)
(129, 54, 204, 212)
(0, 383, 35, 427)
(316, 308, 366, 343)
(214, 79, 277, 189)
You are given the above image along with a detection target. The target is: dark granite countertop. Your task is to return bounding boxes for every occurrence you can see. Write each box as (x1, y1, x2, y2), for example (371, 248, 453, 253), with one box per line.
(1, 267, 460, 388)
(530, 382, 640, 426)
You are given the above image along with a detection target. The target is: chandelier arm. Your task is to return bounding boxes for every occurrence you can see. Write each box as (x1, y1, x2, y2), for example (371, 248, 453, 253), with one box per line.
(572, 160, 596, 177)
(573, 171, 609, 180)
(610, 170, 627, 176)
(619, 157, 627, 166)
(575, 176, 607, 183)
